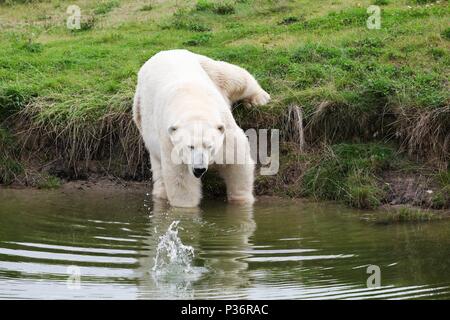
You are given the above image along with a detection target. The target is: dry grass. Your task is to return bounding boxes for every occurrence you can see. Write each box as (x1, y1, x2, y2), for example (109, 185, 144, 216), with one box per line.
(394, 105, 450, 164)
(14, 97, 149, 179)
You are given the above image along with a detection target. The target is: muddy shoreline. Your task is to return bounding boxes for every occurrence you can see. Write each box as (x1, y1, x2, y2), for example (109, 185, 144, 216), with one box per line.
(3, 173, 448, 216)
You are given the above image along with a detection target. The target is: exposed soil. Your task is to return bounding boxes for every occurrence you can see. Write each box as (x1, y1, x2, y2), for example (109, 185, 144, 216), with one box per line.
(382, 171, 447, 209)
(60, 175, 152, 194)
(3, 169, 448, 212)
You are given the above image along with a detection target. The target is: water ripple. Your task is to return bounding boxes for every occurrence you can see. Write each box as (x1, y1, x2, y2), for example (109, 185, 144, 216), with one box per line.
(0, 189, 449, 299)
(0, 248, 137, 265)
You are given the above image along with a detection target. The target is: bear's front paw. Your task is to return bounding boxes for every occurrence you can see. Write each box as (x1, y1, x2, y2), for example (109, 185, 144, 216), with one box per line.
(250, 90, 271, 106)
(152, 187, 168, 200)
(228, 194, 255, 205)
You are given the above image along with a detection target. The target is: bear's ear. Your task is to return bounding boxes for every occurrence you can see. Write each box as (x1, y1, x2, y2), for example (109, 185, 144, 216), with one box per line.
(217, 124, 225, 134)
(168, 125, 178, 135)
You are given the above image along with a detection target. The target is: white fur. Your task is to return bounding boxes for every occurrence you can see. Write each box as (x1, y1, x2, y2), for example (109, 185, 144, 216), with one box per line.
(133, 49, 270, 207)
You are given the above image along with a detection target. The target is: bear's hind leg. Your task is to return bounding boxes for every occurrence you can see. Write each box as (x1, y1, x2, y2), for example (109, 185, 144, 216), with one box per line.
(198, 56, 270, 106)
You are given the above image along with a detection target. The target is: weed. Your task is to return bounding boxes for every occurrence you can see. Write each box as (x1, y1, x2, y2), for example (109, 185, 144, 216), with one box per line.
(196, 0, 235, 15)
(94, 0, 120, 15)
(140, 4, 153, 11)
(36, 174, 61, 189)
(442, 27, 450, 40)
(377, 207, 438, 224)
(183, 33, 212, 46)
(302, 144, 395, 208)
(213, 2, 235, 15)
(0, 126, 22, 184)
(278, 16, 301, 25)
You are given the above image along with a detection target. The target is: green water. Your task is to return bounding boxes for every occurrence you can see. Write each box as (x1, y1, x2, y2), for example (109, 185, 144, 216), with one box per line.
(0, 188, 449, 299)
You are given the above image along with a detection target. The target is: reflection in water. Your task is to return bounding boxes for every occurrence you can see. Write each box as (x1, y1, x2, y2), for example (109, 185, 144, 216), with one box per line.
(136, 200, 256, 299)
(195, 203, 256, 299)
(0, 189, 449, 299)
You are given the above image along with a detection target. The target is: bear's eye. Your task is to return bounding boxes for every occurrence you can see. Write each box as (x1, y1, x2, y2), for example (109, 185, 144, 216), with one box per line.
(189, 145, 194, 150)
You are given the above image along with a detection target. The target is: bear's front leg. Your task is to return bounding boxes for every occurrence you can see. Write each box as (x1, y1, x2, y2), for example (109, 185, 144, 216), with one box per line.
(150, 155, 167, 200)
(161, 149, 202, 207)
(219, 130, 255, 204)
(221, 163, 255, 204)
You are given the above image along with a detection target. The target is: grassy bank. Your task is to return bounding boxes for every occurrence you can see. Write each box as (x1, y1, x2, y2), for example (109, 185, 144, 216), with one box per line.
(0, 0, 449, 208)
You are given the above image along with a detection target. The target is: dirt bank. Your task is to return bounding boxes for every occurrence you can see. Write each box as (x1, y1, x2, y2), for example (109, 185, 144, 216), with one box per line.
(3, 167, 448, 213)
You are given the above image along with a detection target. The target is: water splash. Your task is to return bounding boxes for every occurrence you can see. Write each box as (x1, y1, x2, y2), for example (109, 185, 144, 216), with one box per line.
(152, 221, 195, 275)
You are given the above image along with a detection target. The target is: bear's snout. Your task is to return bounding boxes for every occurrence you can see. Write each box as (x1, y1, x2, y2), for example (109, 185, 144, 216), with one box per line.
(193, 167, 207, 178)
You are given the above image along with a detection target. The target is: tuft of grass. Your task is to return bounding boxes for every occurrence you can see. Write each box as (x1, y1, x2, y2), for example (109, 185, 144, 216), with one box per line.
(410, 0, 440, 4)
(442, 27, 450, 40)
(183, 33, 212, 46)
(213, 2, 235, 15)
(140, 4, 153, 12)
(278, 16, 302, 25)
(377, 207, 438, 224)
(431, 170, 450, 209)
(196, 0, 215, 11)
(36, 174, 61, 189)
(162, 9, 211, 32)
(94, 0, 120, 15)
(196, 0, 235, 15)
(20, 40, 43, 53)
(373, 0, 389, 5)
(302, 143, 396, 208)
(431, 192, 447, 209)
(170, 20, 211, 32)
(0, 156, 22, 185)
(0, 126, 22, 185)
(291, 43, 342, 63)
(346, 170, 384, 209)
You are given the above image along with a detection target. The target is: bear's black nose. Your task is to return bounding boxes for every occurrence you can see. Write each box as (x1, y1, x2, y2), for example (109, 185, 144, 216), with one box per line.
(193, 168, 207, 178)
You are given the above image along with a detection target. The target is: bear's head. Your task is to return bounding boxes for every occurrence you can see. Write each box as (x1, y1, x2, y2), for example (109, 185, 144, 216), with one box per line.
(168, 120, 225, 178)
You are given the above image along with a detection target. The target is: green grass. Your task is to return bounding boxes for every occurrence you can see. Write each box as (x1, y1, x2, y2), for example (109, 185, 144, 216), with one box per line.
(94, 0, 120, 15)
(302, 143, 396, 208)
(139, 4, 153, 11)
(0, 125, 23, 184)
(431, 170, 450, 209)
(183, 33, 212, 46)
(196, 0, 236, 14)
(376, 207, 439, 224)
(373, 0, 389, 5)
(443, 27, 450, 40)
(35, 174, 61, 189)
(0, 0, 448, 199)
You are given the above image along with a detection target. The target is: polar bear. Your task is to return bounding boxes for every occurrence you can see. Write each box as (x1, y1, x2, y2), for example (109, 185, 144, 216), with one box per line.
(133, 49, 270, 207)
